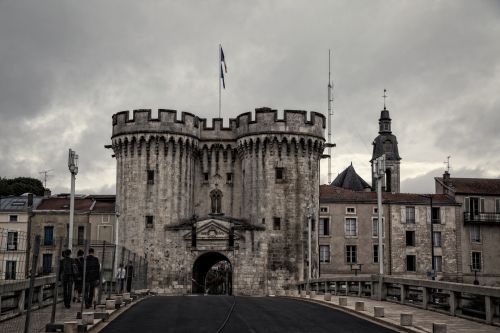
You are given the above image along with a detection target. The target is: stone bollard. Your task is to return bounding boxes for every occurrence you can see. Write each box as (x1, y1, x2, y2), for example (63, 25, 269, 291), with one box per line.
(374, 306, 385, 318)
(324, 293, 331, 301)
(64, 321, 78, 333)
(123, 292, 131, 301)
(300, 290, 306, 298)
(339, 297, 348, 306)
(355, 301, 365, 311)
(432, 323, 447, 333)
(310, 291, 316, 298)
(105, 299, 116, 310)
(114, 295, 123, 306)
(81, 312, 94, 325)
(400, 313, 413, 326)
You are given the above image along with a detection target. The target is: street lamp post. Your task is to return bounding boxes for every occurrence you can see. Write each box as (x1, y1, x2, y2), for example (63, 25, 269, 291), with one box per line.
(372, 155, 386, 275)
(470, 265, 480, 285)
(419, 194, 435, 280)
(68, 149, 79, 251)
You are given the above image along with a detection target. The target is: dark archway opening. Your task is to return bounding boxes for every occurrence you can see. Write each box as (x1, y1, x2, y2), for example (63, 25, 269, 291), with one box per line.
(192, 252, 232, 295)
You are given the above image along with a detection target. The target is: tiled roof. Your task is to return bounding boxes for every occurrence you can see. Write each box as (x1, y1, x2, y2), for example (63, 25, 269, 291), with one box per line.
(320, 185, 458, 205)
(92, 200, 115, 213)
(0, 196, 43, 211)
(36, 197, 94, 211)
(436, 177, 500, 195)
(331, 164, 371, 191)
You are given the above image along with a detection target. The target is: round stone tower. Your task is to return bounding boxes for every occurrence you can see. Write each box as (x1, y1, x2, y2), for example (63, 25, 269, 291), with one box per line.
(110, 107, 325, 294)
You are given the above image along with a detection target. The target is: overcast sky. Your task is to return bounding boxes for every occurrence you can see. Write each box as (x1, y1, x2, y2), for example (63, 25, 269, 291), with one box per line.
(1, 0, 499, 195)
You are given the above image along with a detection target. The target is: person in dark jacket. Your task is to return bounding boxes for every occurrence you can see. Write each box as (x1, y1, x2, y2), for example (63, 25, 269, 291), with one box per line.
(73, 249, 84, 302)
(59, 249, 74, 308)
(125, 261, 134, 292)
(84, 248, 100, 309)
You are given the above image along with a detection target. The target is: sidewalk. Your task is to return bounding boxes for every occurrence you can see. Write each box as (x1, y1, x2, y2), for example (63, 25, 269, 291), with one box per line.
(291, 293, 499, 333)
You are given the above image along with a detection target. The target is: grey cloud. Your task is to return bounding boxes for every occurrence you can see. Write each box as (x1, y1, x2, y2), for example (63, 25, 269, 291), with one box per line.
(1, 0, 499, 194)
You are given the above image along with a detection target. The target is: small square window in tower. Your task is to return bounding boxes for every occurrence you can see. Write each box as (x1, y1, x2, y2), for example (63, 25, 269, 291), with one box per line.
(145, 215, 154, 228)
(273, 217, 281, 230)
(147, 170, 154, 185)
(406, 230, 415, 246)
(406, 255, 416, 272)
(275, 167, 284, 182)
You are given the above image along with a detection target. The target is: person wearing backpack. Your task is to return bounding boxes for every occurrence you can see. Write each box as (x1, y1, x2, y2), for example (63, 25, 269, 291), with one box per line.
(84, 248, 100, 309)
(59, 249, 74, 308)
(73, 249, 84, 303)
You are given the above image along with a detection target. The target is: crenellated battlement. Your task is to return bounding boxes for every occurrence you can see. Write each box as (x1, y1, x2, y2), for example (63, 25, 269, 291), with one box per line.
(112, 107, 326, 142)
(112, 109, 200, 139)
(232, 107, 325, 139)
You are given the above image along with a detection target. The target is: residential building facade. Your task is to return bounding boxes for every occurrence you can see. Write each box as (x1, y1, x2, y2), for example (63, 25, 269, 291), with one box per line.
(319, 185, 461, 281)
(436, 173, 500, 286)
(0, 195, 43, 280)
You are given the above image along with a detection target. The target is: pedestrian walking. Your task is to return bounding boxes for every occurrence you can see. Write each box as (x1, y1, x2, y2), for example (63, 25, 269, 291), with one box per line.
(116, 263, 126, 293)
(73, 249, 84, 303)
(59, 249, 75, 308)
(84, 248, 100, 309)
(126, 261, 134, 292)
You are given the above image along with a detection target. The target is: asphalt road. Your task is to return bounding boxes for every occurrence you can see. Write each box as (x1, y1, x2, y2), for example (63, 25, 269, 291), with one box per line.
(100, 296, 397, 333)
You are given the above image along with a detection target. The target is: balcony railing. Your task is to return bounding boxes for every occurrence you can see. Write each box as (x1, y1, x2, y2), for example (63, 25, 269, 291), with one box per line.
(464, 212, 500, 224)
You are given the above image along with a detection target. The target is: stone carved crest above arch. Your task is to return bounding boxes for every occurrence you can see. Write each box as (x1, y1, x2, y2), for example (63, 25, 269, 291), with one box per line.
(182, 219, 242, 251)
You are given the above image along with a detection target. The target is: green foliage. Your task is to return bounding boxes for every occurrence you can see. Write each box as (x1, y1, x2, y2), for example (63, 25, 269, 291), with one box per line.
(0, 177, 45, 196)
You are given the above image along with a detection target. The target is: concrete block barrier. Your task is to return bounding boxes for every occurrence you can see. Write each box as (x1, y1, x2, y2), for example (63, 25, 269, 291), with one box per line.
(400, 313, 413, 326)
(310, 291, 316, 298)
(64, 321, 78, 333)
(339, 297, 348, 306)
(354, 301, 365, 311)
(105, 299, 116, 310)
(123, 292, 131, 300)
(432, 323, 447, 333)
(324, 293, 331, 301)
(374, 306, 384, 318)
(81, 312, 94, 325)
(300, 290, 306, 298)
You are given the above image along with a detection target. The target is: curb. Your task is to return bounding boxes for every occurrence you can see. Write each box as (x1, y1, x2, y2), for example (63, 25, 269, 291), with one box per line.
(281, 296, 428, 333)
(90, 295, 151, 332)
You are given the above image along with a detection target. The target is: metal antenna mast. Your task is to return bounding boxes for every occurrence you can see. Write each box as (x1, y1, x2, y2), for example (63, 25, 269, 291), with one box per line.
(444, 156, 451, 173)
(327, 50, 334, 184)
(39, 169, 53, 188)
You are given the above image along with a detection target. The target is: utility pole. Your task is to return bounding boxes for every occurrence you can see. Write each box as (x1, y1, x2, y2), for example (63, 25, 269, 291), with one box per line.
(327, 50, 334, 184)
(373, 155, 386, 275)
(68, 149, 79, 250)
(306, 205, 315, 282)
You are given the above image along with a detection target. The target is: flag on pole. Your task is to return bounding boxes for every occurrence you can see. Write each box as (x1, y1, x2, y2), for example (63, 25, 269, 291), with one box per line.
(220, 65, 225, 89)
(220, 46, 227, 89)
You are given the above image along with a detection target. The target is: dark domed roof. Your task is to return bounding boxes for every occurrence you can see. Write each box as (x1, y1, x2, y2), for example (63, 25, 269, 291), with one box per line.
(331, 164, 371, 191)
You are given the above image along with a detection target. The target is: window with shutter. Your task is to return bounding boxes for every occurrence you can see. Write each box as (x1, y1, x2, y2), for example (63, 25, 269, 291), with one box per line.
(464, 197, 470, 212)
(480, 198, 485, 213)
(496, 199, 500, 214)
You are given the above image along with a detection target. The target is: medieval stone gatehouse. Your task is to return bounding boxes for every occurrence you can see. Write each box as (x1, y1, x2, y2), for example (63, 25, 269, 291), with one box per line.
(109, 107, 325, 295)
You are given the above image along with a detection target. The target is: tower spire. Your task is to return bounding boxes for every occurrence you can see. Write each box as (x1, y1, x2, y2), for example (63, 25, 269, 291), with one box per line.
(382, 89, 387, 110)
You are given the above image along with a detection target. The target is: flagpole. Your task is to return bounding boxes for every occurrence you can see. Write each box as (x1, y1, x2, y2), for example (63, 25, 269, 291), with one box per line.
(219, 44, 221, 118)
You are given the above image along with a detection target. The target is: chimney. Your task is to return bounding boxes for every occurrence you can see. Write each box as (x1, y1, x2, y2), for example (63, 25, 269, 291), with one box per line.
(443, 171, 451, 186)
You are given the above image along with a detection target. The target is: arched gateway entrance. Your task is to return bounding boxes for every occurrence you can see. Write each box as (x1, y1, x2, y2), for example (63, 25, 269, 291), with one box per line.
(192, 252, 232, 295)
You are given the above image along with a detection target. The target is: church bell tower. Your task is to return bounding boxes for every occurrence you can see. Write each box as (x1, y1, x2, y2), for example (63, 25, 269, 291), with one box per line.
(370, 90, 401, 192)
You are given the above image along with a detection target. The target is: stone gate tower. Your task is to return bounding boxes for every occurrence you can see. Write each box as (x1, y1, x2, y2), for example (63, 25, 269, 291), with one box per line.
(110, 107, 325, 295)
